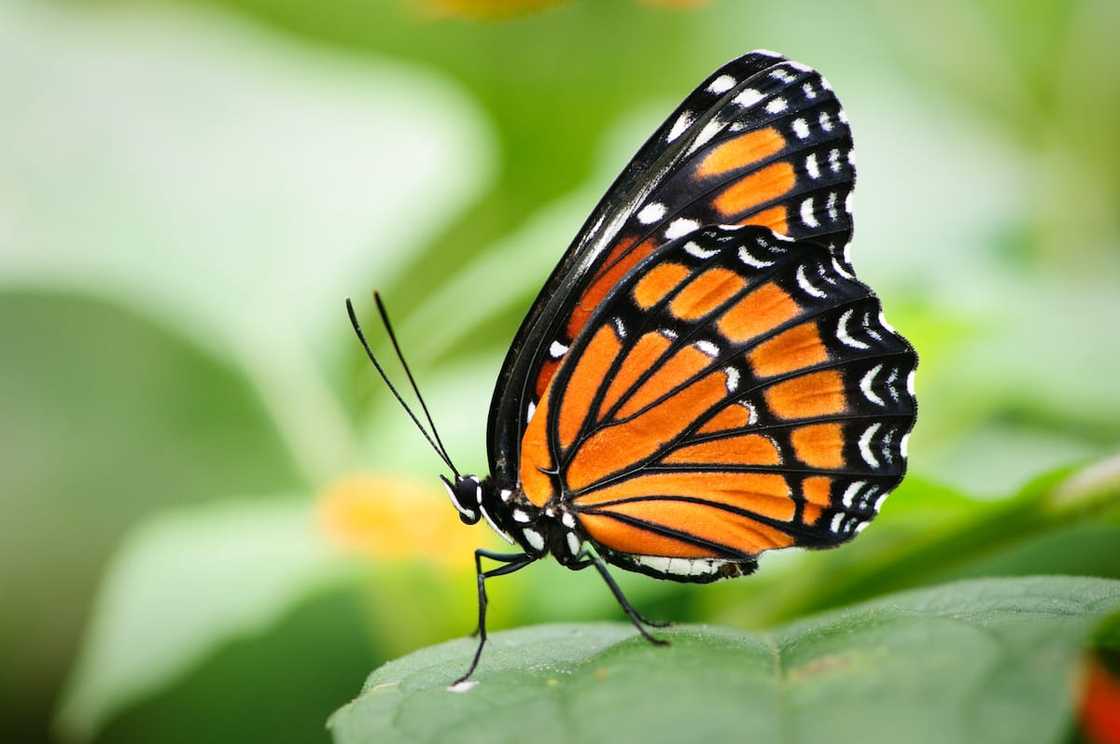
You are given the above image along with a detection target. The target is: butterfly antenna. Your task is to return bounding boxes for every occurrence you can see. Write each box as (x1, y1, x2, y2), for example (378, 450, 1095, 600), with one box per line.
(345, 298, 458, 476)
(372, 291, 460, 478)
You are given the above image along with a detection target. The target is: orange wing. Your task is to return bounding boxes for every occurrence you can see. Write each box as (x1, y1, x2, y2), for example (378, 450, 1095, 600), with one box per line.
(518, 226, 917, 582)
(489, 52, 859, 489)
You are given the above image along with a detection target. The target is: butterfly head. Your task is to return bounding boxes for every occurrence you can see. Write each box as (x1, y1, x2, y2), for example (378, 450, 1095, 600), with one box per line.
(440, 474, 485, 525)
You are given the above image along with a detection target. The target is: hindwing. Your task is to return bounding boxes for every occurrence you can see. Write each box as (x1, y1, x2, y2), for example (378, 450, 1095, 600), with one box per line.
(518, 225, 917, 581)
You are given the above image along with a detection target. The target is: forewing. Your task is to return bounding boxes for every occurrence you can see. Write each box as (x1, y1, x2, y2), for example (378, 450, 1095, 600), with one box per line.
(519, 225, 916, 581)
(488, 51, 858, 483)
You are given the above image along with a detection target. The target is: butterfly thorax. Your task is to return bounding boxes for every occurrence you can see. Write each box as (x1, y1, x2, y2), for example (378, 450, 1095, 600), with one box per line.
(442, 474, 585, 565)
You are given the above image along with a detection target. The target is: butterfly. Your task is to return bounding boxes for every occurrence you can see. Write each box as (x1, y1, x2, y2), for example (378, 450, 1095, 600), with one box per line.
(348, 49, 917, 687)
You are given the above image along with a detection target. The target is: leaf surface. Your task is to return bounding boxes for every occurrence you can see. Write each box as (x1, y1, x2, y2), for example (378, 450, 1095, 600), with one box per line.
(330, 576, 1120, 744)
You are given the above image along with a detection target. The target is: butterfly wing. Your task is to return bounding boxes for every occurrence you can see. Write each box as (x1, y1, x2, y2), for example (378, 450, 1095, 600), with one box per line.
(518, 225, 917, 582)
(488, 51, 858, 483)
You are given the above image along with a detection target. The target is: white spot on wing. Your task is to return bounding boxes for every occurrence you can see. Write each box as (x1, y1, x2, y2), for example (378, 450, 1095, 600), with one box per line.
(708, 74, 737, 94)
(512, 509, 531, 523)
(900, 432, 910, 458)
(805, 153, 820, 179)
(863, 311, 883, 342)
(907, 369, 916, 396)
(827, 192, 838, 221)
(667, 111, 694, 142)
(860, 364, 886, 406)
(638, 556, 672, 573)
(526, 400, 537, 422)
(830, 513, 845, 533)
(696, 340, 720, 357)
(684, 240, 719, 259)
(859, 423, 882, 468)
(802, 81, 817, 99)
(837, 309, 870, 349)
(691, 118, 725, 152)
(733, 88, 764, 108)
(637, 202, 666, 224)
(549, 340, 568, 358)
(829, 148, 842, 173)
(885, 367, 900, 402)
(842, 481, 865, 508)
(724, 366, 740, 393)
(769, 68, 796, 83)
(819, 111, 834, 132)
(766, 97, 788, 114)
(796, 264, 827, 298)
(800, 197, 819, 228)
(792, 118, 810, 139)
(666, 218, 699, 240)
(738, 245, 775, 268)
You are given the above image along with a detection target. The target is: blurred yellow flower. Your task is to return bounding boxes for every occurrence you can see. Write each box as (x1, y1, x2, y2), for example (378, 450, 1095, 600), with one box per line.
(417, 0, 564, 20)
(318, 474, 485, 569)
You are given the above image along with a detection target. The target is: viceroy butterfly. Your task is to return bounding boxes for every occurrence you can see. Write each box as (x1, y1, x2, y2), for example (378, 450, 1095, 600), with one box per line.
(348, 49, 917, 686)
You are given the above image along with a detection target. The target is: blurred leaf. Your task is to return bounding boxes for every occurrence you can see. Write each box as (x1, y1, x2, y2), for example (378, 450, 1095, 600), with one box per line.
(98, 585, 378, 744)
(55, 500, 342, 742)
(330, 577, 1120, 744)
(0, 0, 494, 478)
(0, 289, 301, 740)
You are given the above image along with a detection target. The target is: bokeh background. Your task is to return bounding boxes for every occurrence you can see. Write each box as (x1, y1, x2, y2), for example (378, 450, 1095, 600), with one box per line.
(3, 0, 1119, 742)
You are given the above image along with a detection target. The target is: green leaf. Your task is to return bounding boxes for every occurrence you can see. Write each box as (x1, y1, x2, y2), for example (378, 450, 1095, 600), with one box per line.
(330, 577, 1120, 744)
(55, 499, 344, 742)
(97, 585, 379, 744)
(0, 290, 302, 732)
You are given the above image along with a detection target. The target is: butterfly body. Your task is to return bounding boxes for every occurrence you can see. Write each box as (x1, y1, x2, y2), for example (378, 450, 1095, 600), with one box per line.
(351, 49, 917, 684)
(441, 473, 587, 566)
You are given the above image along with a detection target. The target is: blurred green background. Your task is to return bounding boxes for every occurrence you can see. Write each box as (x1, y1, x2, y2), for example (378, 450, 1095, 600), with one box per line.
(3, 0, 1119, 742)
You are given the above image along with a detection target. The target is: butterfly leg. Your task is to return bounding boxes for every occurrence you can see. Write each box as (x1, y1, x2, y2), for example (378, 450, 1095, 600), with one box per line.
(585, 554, 669, 646)
(452, 549, 534, 686)
(468, 549, 526, 637)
